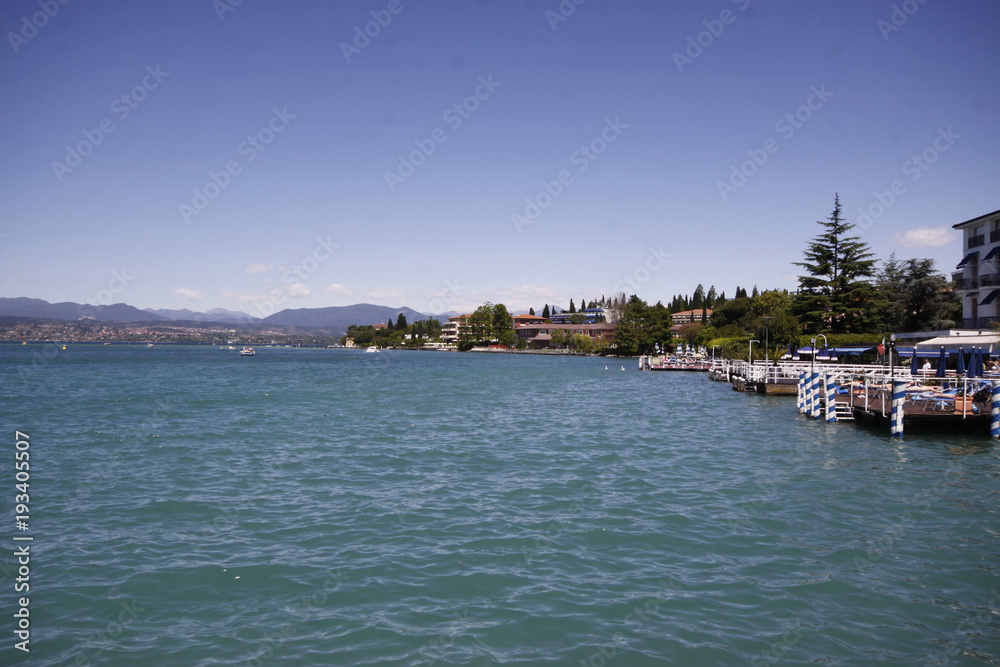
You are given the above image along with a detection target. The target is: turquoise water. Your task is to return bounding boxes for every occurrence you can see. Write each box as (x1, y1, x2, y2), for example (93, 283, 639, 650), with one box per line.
(2, 344, 1000, 665)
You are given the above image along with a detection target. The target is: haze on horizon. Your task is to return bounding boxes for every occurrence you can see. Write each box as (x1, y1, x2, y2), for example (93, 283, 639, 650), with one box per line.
(2, 0, 997, 317)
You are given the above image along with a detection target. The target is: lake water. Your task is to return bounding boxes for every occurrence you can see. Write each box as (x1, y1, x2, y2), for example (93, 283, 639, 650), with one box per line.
(3, 344, 1000, 665)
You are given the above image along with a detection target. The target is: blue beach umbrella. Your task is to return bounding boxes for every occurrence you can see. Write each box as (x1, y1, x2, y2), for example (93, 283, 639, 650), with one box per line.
(936, 346, 946, 378)
(968, 347, 979, 379)
(975, 347, 985, 377)
(910, 348, 920, 375)
(957, 347, 966, 376)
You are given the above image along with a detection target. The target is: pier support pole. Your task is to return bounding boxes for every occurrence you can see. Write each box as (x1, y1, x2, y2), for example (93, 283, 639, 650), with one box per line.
(798, 370, 806, 414)
(890, 380, 906, 437)
(826, 373, 837, 423)
(992, 381, 1000, 439)
(811, 372, 821, 419)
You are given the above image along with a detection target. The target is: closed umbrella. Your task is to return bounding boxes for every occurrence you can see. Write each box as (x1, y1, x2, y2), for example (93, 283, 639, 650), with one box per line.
(936, 346, 946, 378)
(968, 347, 979, 379)
(957, 347, 966, 376)
(910, 348, 920, 375)
(975, 347, 985, 377)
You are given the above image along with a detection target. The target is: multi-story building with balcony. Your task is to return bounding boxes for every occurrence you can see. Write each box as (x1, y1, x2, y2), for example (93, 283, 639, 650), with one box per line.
(953, 208, 1000, 328)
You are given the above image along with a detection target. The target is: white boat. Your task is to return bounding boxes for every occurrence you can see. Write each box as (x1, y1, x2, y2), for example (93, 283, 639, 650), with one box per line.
(364, 346, 379, 353)
(146, 343, 154, 348)
(240, 347, 255, 356)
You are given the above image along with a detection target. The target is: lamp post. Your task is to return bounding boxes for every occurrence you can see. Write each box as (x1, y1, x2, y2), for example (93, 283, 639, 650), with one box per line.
(749, 339, 760, 365)
(763, 316, 771, 368)
(889, 333, 896, 380)
(810, 336, 816, 377)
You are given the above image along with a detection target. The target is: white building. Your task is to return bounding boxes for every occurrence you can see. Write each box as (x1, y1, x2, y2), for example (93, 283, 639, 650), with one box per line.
(953, 208, 1000, 328)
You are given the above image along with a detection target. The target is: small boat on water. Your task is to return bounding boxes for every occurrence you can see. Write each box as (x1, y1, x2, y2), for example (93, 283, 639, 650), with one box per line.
(364, 346, 379, 353)
(146, 343, 154, 348)
(240, 347, 256, 356)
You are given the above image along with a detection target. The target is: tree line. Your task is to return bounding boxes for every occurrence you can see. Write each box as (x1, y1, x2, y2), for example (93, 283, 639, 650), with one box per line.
(341, 315, 443, 348)
(341, 195, 958, 358)
(669, 194, 960, 360)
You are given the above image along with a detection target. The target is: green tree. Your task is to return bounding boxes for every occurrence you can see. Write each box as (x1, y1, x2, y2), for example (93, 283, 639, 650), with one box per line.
(614, 296, 673, 355)
(491, 303, 516, 347)
(706, 285, 717, 308)
(691, 284, 705, 310)
(711, 297, 752, 329)
(463, 304, 494, 344)
(529, 307, 535, 316)
(571, 333, 593, 352)
(396, 314, 407, 330)
(569, 313, 586, 324)
(542, 304, 550, 320)
(877, 254, 960, 332)
(569, 299, 576, 313)
(793, 194, 878, 334)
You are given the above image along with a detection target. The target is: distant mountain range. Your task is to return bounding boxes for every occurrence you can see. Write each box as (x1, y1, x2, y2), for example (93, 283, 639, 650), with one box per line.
(0, 297, 166, 322)
(0, 298, 446, 335)
(263, 303, 430, 331)
(143, 307, 260, 324)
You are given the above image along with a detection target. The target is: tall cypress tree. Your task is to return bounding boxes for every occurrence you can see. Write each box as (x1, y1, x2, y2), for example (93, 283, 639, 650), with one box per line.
(793, 194, 877, 334)
(542, 304, 550, 320)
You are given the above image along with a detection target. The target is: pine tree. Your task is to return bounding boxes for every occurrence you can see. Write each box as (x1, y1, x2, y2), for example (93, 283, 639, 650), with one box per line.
(691, 284, 705, 310)
(529, 307, 535, 316)
(569, 299, 576, 313)
(396, 314, 407, 330)
(542, 304, 550, 320)
(793, 194, 877, 334)
(386, 319, 394, 330)
(751, 285, 759, 298)
(706, 286, 717, 308)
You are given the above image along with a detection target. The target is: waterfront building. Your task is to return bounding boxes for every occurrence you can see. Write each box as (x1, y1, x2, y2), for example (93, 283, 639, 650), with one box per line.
(549, 308, 606, 324)
(670, 308, 712, 325)
(953, 208, 1000, 328)
(514, 323, 616, 349)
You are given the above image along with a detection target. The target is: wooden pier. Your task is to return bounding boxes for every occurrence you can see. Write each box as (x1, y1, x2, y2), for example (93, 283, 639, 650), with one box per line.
(704, 359, 1000, 438)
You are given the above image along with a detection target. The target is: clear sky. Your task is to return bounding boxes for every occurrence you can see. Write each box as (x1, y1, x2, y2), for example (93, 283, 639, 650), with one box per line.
(2, 0, 998, 317)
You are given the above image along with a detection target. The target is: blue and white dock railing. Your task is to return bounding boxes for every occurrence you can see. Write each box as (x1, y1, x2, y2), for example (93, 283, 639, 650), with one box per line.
(810, 372, 821, 419)
(890, 379, 906, 437)
(992, 380, 1000, 439)
(797, 370, 806, 413)
(825, 373, 836, 423)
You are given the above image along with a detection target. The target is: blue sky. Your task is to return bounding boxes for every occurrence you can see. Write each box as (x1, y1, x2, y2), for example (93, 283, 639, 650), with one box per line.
(2, 0, 998, 317)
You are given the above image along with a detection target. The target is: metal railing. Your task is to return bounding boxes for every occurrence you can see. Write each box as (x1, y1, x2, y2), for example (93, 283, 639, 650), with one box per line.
(981, 273, 1000, 287)
(954, 277, 979, 290)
